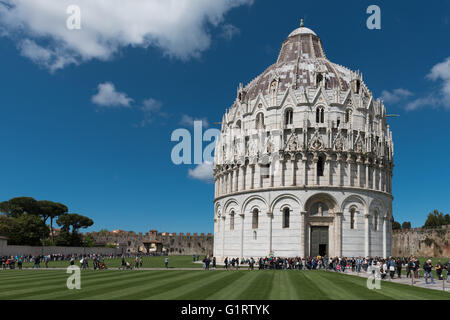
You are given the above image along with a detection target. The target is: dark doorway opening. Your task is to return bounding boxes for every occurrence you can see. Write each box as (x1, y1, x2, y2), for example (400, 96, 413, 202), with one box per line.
(310, 226, 329, 257)
(319, 244, 327, 257)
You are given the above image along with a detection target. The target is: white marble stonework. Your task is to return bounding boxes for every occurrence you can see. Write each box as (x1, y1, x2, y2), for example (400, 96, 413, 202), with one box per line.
(213, 23, 394, 261)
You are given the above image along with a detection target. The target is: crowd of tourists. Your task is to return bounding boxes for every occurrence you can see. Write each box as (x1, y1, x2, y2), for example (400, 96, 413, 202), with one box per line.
(217, 256, 450, 283)
(0, 252, 156, 270)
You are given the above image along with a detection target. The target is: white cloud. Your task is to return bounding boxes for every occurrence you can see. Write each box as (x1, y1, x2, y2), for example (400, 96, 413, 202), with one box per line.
(221, 24, 240, 40)
(381, 88, 413, 104)
(405, 57, 450, 111)
(0, 0, 253, 71)
(91, 82, 133, 108)
(137, 98, 169, 127)
(188, 161, 214, 182)
(180, 114, 210, 128)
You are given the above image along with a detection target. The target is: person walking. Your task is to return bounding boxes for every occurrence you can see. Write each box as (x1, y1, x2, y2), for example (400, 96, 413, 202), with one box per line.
(164, 257, 169, 269)
(423, 259, 436, 285)
(436, 260, 443, 280)
(406, 258, 413, 278)
(396, 257, 402, 278)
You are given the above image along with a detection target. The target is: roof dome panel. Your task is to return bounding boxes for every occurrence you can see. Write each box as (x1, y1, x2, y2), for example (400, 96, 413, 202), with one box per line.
(288, 26, 317, 37)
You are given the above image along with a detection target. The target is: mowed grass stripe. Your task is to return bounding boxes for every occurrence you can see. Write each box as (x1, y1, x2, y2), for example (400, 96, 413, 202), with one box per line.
(267, 271, 298, 300)
(174, 271, 248, 300)
(0, 272, 67, 286)
(287, 271, 328, 300)
(80, 271, 206, 300)
(0, 270, 130, 291)
(4, 271, 166, 300)
(51, 271, 177, 300)
(301, 271, 368, 300)
(140, 272, 227, 300)
(207, 271, 261, 300)
(236, 270, 276, 300)
(317, 271, 391, 300)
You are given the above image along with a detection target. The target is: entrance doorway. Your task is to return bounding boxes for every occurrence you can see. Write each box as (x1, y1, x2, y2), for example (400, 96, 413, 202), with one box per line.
(310, 226, 329, 257)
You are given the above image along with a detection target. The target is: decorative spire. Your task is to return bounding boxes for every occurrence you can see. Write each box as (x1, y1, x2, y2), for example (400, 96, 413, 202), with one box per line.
(300, 18, 304, 27)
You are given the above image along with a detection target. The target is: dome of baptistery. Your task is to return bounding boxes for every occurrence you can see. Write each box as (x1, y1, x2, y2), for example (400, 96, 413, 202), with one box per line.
(213, 21, 394, 262)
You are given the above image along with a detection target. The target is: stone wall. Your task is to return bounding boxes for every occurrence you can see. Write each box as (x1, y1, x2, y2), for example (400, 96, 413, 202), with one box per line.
(392, 225, 450, 257)
(89, 230, 214, 256)
(0, 238, 123, 256)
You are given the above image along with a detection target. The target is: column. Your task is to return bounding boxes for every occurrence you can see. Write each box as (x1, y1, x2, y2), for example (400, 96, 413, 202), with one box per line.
(239, 166, 246, 191)
(378, 164, 383, 191)
(372, 163, 377, 190)
(300, 211, 306, 257)
(346, 154, 352, 187)
(365, 160, 370, 188)
(356, 157, 362, 188)
(326, 156, 332, 186)
(280, 160, 285, 187)
(382, 214, 387, 258)
(364, 213, 370, 257)
(250, 165, 255, 189)
(337, 154, 343, 186)
(221, 175, 225, 195)
(221, 216, 226, 258)
(239, 213, 245, 259)
(214, 180, 219, 198)
(267, 211, 273, 255)
(303, 158, 307, 186)
(233, 168, 238, 192)
(335, 212, 342, 257)
(313, 157, 319, 186)
(291, 159, 296, 186)
(258, 164, 263, 188)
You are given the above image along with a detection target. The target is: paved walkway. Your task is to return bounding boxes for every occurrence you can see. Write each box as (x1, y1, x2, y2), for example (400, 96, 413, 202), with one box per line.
(342, 269, 450, 293)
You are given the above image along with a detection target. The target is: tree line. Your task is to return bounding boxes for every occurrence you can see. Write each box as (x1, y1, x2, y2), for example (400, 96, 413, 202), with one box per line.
(0, 197, 94, 247)
(392, 209, 450, 230)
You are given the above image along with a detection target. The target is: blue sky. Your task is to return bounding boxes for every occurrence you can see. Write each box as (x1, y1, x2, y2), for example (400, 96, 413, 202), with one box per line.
(0, 0, 449, 233)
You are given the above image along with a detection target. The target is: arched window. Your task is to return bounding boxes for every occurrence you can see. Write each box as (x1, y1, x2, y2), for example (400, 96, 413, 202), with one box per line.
(316, 73, 323, 87)
(317, 155, 325, 177)
(337, 117, 341, 128)
(345, 109, 352, 123)
(252, 209, 259, 229)
(356, 80, 361, 94)
(236, 120, 241, 130)
(230, 211, 235, 231)
(350, 207, 356, 230)
(285, 109, 293, 126)
(256, 113, 264, 130)
(369, 115, 373, 132)
(253, 231, 257, 240)
(316, 107, 324, 123)
(283, 207, 290, 228)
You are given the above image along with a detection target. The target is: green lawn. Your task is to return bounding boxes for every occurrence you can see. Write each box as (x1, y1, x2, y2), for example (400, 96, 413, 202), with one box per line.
(21, 255, 203, 269)
(0, 269, 448, 300)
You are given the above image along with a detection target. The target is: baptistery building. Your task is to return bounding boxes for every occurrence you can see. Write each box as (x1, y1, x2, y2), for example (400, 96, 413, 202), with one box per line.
(213, 22, 394, 260)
